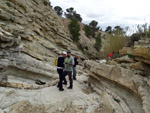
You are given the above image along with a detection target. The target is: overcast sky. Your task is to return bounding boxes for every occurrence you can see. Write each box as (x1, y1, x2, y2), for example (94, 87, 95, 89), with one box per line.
(50, 0, 150, 31)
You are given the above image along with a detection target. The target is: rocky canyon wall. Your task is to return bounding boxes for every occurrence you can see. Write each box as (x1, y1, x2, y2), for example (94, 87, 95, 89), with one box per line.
(0, 0, 85, 85)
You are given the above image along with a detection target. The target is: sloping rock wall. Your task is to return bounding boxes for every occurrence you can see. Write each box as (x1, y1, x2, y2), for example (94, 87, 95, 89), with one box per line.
(84, 60, 150, 113)
(0, 0, 85, 84)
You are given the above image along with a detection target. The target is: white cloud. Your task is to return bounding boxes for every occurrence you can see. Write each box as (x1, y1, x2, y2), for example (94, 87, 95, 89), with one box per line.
(50, 0, 150, 29)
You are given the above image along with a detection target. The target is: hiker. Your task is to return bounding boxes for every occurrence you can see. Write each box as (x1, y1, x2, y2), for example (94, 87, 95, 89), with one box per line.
(108, 52, 114, 60)
(63, 51, 74, 89)
(57, 51, 67, 91)
(73, 56, 79, 80)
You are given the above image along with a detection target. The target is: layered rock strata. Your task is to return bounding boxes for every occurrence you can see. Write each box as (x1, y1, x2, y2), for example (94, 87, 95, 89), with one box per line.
(120, 38, 150, 65)
(84, 60, 150, 113)
(0, 0, 85, 87)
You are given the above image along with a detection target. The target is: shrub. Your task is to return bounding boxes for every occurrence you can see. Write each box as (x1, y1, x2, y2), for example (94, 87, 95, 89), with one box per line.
(103, 34, 128, 57)
(42, 0, 50, 6)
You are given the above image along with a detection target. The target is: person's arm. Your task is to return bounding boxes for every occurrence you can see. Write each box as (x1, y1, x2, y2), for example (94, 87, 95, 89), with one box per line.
(62, 58, 65, 69)
(76, 60, 79, 65)
(69, 57, 74, 66)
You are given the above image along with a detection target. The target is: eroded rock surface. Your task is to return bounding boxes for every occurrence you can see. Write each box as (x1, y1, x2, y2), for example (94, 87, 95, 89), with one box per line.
(84, 60, 150, 113)
(0, 0, 86, 85)
(0, 0, 150, 113)
(120, 38, 150, 64)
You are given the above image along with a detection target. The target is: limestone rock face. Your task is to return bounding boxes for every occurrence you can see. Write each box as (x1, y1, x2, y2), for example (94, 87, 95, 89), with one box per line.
(130, 62, 150, 71)
(0, 0, 84, 63)
(0, 1, 96, 113)
(84, 60, 150, 113)
(0, 0, 86, 82)
(115, 55, 135, 63)
(120, 39, 150, 64)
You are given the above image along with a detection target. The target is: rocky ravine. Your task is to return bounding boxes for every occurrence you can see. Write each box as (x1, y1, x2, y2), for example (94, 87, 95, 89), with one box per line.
(0, 0, 92, 112)
(0, 0, 150, 113)
(0, 0, 101, 113)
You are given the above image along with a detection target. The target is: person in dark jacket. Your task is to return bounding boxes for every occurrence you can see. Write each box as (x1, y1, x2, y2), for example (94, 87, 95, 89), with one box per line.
(57, 51, 67, 91)
(73, 56, 79, 80)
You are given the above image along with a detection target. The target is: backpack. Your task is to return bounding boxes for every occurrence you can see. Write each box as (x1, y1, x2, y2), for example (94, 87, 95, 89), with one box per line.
(54, 57, 58, 66)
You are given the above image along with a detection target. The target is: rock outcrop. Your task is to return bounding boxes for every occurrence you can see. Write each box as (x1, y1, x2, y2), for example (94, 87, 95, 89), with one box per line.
(0, 0, 86, 86)
(84, 39, 150, 113)
(84, 60, 150, 113)
(120, 38, 150, 65)
(120, 39, 150, 76)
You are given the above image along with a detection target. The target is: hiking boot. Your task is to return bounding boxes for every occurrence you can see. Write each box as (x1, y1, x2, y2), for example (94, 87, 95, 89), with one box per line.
(59, 88, 64, 91)
(67, 86, 72, 89)
(57, 85, 60, 88)
(73, 78, 76, 80)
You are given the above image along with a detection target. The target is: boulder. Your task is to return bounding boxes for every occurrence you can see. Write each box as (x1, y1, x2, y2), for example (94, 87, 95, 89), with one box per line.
(115, 55, 135, 63)
(130, 62, 150, 71)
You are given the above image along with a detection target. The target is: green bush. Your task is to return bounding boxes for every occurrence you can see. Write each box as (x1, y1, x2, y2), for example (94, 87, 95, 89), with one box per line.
(42, 0, 50, 6)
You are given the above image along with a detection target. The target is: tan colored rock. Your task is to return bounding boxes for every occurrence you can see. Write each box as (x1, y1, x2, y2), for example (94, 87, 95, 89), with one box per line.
(0, 0, 85, 64)
(119, 39, 150, 65)
(119, 47, 131, 55)
(84, 60, 150, 113)
(130, 62, 150, 71)
(135, 56, 150, 64)
(84, 60, 136, 93)
(0, 0, 87, 89)
(115, 55, 135, 63)
(107, 60, 118, 65)
(101, 91, 131, 113)
(9, 101, 46, 113)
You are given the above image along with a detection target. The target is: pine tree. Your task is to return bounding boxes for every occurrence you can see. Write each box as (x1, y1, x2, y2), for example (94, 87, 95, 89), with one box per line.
(84, 25, 92, 37)
(89, 20, 99, 38)
(94, 33, 102, 51)
(69, 17, 80, 42)
(54, 6, 63, 16)
(65, 7, 82, 22)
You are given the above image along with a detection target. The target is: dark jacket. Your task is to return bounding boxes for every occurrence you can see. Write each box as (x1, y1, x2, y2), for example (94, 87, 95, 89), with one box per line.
(57, 57, 65, 68)
(73, 57, 78, 67)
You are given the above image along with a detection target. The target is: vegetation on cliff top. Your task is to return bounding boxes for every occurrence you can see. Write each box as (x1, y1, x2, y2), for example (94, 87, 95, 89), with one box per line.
(53, 4, 150, 58)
